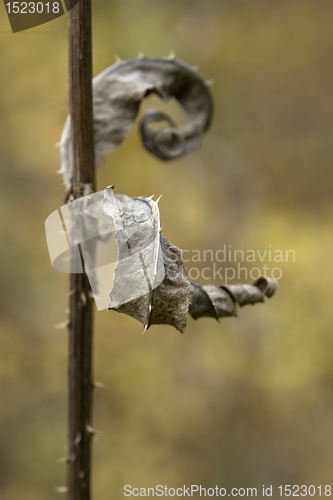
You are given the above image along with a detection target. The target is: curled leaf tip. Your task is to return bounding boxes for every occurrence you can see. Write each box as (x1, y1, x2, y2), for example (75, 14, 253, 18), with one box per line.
(60, 57, 213, 188)
(188, 276, 278, 320)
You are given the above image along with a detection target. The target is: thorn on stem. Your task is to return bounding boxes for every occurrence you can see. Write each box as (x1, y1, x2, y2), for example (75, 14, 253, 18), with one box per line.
(55, 319, 70, 329)
(54, 486, 69, 494)
(86, 424, 102, 435)
(93, 380, 106, 389)
(74, 432, 82, 445)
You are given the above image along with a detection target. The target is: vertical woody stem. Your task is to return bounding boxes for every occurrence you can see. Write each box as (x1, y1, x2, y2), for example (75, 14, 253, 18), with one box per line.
(68, 0, 95, 498)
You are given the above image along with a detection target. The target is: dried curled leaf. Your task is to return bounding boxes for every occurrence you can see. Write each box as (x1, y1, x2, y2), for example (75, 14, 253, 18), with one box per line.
(111, 233, 190, 333)
(60, 57, 213, 188)
(148, 233, 190, 333)
(101, 187, 277, 332)
(102, 188, 190, 333)
(188, 277, 278, 320)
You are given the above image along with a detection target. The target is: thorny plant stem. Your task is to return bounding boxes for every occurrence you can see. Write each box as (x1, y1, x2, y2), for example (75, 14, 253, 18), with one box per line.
(68, 0, 95, 498)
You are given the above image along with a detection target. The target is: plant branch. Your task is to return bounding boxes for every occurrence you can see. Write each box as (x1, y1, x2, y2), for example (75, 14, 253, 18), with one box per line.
(68, 0, 95, 498)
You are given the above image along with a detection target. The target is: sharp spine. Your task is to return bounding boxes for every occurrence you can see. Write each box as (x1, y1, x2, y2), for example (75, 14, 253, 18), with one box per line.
(205, 79, 215, 87)
(54, 486, 69, 494)
(74, 432, 82, 445)
(55, 319, 70, 329)
(86, 424, 102, 435)
(93, 380, 106, 389)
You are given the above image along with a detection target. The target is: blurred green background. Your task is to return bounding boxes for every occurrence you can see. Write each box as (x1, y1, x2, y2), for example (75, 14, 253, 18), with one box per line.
(0, 0, 333, 498)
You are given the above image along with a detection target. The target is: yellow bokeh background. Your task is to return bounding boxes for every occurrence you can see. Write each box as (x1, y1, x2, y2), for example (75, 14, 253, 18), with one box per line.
(0, 0, 332, 498)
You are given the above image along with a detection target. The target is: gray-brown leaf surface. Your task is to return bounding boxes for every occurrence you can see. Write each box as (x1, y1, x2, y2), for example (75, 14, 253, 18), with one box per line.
(102, 187, 164, 312)
(102, 187, 189, 333)
(188, 277, 278, 320)
(111, 233, 190, 334)
(60, 57, 213, 188)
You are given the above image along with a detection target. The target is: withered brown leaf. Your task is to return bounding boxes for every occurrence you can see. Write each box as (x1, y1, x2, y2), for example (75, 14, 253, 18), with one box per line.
(101, 188, 277, 333)
(102, 187, 190, 333)
(188, 277, 278, 320)
(60, 57, 213, 188)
